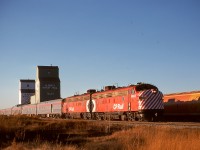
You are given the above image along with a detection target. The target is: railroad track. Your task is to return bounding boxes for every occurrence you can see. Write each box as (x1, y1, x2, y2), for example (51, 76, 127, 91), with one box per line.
(106, 120, 200, 129)
(43, 118, 200, 129)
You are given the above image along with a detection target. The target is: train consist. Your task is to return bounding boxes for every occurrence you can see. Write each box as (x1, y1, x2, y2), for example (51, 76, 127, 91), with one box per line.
(163, 91, 200, 121)
(2, 81, 200, 122)
(0, 83, 164, 121)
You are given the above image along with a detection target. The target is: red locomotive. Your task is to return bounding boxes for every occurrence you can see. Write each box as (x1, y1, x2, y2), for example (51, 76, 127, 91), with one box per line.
(63, 83, 164, 121)
(163, 91, 200, 121)
(62, 93, 90, 119)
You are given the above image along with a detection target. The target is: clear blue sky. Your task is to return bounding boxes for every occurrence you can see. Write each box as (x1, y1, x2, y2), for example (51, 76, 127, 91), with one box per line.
(0, 0, 200, 109)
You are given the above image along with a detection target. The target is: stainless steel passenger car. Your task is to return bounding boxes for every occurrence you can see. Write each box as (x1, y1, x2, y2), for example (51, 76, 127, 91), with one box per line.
(37, 99, 63, 117)
(21, 104, 37, 116)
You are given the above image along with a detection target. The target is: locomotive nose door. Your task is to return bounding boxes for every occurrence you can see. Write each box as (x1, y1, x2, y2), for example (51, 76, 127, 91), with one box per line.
(128, 89, 132, 111)
(130, 88, 138, 111)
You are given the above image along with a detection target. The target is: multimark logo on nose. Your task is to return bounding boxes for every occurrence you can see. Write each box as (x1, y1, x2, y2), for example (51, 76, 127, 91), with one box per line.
(113, 104, 124, 110)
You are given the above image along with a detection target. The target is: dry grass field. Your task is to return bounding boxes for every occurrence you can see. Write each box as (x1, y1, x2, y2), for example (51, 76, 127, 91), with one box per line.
(0, 115, 200, 150)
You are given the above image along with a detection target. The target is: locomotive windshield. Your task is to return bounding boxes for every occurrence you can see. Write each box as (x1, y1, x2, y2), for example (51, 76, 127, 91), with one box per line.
(135, 83, 158, 91)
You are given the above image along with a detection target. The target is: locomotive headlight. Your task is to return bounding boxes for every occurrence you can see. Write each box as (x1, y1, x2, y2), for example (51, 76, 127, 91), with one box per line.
(151, 89, 158, 93)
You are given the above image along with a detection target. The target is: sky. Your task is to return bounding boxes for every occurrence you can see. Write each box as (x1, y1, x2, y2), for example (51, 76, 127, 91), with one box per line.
(0, 0, 200, 109)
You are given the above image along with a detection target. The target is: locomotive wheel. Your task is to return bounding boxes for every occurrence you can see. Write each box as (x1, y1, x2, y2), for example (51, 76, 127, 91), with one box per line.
(86, 113, 91, 119)
(101, 115, 106, 120)
(134, 117, 139, 121)
(82, 113, 87, 119)
(120, 115, 126, 121)
(127, 114, 134, 121)
(95, 113, 100, 120)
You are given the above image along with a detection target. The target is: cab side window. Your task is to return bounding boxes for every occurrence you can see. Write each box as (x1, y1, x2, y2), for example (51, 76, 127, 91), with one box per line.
(132, 89, 135, 94)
